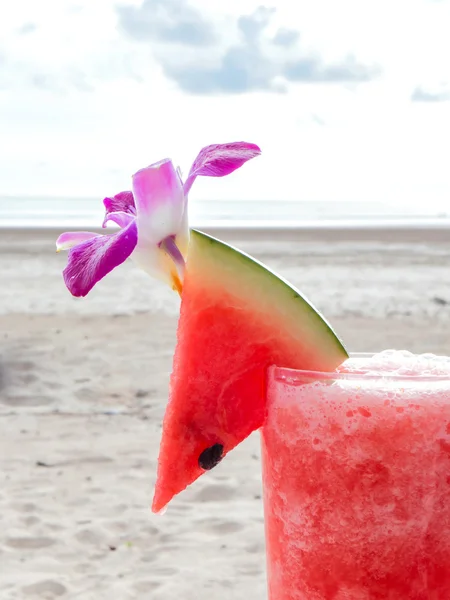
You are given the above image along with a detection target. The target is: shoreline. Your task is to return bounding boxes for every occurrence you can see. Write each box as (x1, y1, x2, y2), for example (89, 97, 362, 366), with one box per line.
(2, 220, 450, 245)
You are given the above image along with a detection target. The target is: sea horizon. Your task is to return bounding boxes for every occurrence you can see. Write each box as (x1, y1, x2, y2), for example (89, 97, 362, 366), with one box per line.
(1, 195, 450, 230)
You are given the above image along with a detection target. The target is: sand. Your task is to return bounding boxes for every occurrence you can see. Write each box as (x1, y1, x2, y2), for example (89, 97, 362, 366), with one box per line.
(1, 226, 450, 599)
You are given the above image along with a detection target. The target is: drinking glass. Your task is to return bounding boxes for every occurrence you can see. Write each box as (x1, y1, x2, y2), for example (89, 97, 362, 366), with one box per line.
(261, 355, 450, 599)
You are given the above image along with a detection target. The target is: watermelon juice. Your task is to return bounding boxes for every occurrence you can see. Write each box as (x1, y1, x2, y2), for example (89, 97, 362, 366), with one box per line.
(261, 351, 450, 599)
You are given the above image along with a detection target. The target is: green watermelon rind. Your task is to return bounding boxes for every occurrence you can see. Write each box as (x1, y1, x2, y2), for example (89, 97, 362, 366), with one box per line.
(189, 228, 349, 363)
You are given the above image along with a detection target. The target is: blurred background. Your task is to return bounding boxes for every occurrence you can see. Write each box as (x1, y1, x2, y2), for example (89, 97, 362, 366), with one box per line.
(1, 0, 450, 225)
(1, 1, 450, 599)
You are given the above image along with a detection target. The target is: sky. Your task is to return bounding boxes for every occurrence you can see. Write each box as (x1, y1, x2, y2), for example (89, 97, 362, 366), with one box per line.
(0, 0, 449, 210)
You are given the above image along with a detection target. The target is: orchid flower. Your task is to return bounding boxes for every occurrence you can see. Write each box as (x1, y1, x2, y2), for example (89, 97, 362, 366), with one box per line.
(56, 142, 261, 297)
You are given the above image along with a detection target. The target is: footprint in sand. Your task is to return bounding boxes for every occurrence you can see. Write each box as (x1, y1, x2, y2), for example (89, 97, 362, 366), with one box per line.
(44, 381, 64, 390)
(245, 541, 265, 554)
(9, 360, 36, 371)
(13, 502, 37, 513)
(107, 520, 129, 533)
(22, 580, 67, 597)
(75, 528, 105, 545)
(133, 581, 162, 593)
(22, 515, 40, 527)
(19, 373, 39, 385)
(73, 563, 93, 574)
(1, 395, 54, 407)
(194, 483, 236, 503)
(6, 537, 55, 549)
(141, 553, 159, 563)
(151, 566, 178, 577)
(238, 564, 263, 577)
(60, 455, 113, 467)
(0, 361, 6, 392)
(205, 520, 245, 535)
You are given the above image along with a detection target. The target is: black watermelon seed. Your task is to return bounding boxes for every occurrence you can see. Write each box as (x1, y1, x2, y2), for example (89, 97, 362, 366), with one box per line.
(198, 444, 224, 470)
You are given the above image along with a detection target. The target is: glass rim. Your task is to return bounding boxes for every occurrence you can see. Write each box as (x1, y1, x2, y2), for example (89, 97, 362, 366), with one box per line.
(271, 352, 450, 382)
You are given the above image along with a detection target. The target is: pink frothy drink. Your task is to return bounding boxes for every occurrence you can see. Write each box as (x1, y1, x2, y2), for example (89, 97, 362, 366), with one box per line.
(261, 351, 450, 599)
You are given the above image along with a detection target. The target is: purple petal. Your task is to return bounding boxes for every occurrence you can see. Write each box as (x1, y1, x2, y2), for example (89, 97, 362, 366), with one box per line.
(102, 211, 135, 229)
(183, 142, 261, 195)
(103, 191, 136, 228)
(103, 191, 135, 215)
(132, 158, 185, 244)
(56, 231, 99, 251)
(62, 221, 138, 297)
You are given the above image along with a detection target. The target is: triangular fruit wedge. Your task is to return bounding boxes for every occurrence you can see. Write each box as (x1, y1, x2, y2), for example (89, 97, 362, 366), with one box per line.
(152, 230, 348, 512)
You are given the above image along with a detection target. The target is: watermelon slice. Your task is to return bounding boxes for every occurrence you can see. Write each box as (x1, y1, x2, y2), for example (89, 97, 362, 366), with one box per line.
(152, 229, 348, 512)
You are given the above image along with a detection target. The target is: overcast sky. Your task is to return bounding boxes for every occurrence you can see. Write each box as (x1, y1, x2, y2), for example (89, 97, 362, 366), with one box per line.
(1, 0, 449, 209)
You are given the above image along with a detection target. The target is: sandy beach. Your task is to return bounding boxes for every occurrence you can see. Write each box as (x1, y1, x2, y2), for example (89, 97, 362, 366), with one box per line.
(1, 225, 450, 599)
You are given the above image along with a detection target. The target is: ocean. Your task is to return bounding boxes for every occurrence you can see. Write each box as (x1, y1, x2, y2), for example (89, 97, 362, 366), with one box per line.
(1, 196, 449, 229)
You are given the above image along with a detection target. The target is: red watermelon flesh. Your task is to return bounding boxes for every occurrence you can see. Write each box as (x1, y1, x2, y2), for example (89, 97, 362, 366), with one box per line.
(152, 230, 348, 513)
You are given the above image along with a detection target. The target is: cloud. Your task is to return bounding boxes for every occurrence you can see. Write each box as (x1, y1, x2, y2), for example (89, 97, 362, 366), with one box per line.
(237, 6, 275, 44)
(272, 28, 299, 47)
(162, 45, 279, 94)
(285, 55, 378, 83)
(117, 0, 216, 46)
(161, 6, 280, 94)
(411, 85, 450, 102)
(157, 6, 379, 95)
(29, 73, 55, 91)
(17, 23, 37, 35)
(3, 3, 380, 99)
